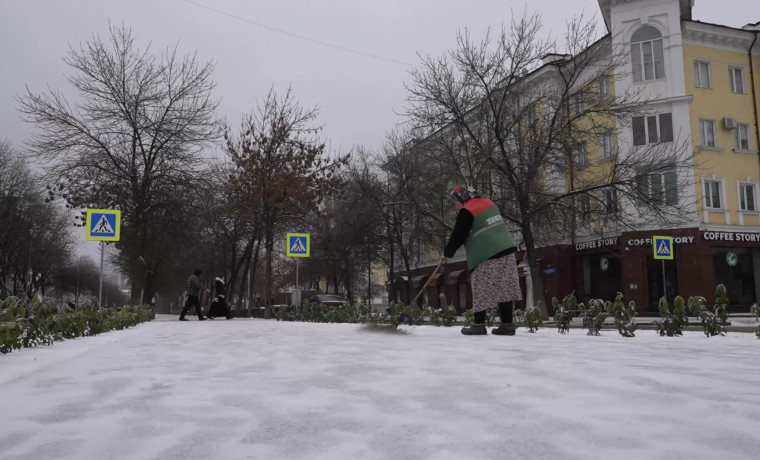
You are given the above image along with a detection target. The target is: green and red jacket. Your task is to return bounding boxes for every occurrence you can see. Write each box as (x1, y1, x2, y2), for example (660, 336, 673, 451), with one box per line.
(443, 198, 516, 271)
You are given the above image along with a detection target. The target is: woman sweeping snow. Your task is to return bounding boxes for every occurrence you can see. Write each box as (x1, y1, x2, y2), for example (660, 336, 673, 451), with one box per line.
(443, 185, 522, 335)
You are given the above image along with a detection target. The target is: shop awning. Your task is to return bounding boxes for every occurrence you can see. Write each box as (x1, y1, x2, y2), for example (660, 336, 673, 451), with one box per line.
(446, 270, 468, 285)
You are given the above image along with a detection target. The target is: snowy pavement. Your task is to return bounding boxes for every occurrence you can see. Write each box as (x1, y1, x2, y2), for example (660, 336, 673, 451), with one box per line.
(1, 316, 759, 460)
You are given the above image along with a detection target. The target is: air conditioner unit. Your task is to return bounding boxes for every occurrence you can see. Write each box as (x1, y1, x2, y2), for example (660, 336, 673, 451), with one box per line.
(723, 117, 737, 129)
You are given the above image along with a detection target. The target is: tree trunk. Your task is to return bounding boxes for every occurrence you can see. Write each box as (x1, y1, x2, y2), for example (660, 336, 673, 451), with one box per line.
(367, 245, 372, 307)
(522, 222, 548, 319)
(264, 220, 274, 319)
(129, 262, 143, 305)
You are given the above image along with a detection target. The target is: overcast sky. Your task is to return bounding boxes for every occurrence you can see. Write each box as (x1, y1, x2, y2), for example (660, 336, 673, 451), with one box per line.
(0, 0, 756, 261)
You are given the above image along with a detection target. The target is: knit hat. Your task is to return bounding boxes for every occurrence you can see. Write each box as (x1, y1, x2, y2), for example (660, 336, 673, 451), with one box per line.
(451, 184, 480, 204)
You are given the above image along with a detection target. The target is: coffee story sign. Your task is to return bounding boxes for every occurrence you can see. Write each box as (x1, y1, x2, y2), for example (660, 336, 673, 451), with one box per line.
(575, 237, 618, 251)
(703, 231, 760, 242)
(576, 235, 696, 251)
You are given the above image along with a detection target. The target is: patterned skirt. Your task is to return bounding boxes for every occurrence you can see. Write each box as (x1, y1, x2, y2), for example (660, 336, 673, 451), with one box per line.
(471, 253, 522, 312)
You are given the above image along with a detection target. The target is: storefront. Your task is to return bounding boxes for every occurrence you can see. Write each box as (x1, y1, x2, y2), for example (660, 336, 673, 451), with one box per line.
(575, 228, 760, 313)
(391, 228, 760, 314)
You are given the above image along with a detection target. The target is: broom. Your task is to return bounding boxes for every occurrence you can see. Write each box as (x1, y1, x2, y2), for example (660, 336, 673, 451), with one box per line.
(363, 255, 445, 332)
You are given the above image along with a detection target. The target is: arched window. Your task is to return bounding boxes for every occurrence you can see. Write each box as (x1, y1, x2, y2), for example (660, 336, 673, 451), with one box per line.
(631, 25, 665, 82)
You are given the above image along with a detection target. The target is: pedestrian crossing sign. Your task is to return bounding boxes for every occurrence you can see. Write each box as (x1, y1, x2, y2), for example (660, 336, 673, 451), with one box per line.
(286, 233, 310, 257)
(653, 235, 674, 260)
(85, 209, 121, 241)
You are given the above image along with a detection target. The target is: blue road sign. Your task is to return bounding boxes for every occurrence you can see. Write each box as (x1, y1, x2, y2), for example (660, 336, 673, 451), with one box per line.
(653, 235, 674, 260)
(86, 209, 121, 241)
(286, 233, 310, 257)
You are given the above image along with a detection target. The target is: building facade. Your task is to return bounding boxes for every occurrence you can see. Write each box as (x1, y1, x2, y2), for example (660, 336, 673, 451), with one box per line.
(391, 0, 760, 314)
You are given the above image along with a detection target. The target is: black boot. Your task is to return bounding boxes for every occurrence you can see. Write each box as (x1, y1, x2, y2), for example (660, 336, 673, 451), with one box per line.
(461, 310, 487, 335)
(492, 302, 515, 335)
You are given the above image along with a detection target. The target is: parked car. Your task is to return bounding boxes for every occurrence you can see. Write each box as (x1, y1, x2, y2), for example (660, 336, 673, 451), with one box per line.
(312, 294, 346, 307)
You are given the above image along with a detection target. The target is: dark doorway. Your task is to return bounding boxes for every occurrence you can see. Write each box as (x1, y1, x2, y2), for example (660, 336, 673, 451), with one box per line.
(646, 256, 678, 311)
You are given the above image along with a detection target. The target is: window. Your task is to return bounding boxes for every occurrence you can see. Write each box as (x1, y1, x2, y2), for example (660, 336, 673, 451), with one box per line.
(578, 195, 592, 224)
(735, 123, 750, 150)
(572, 94, 584, 116)
(694, 61, 711, 88)
(729, 67, 745, 93)
(631, 26, 665, 83)
(699, 119, 716, 147)
(638, 171, 678, 206)
(704, 180, 722, 209)
(602, 131, 615, 159)
(604, 188, 619, 214)
(740, 183, 756, 211)
(633, 113, 673, 145)
(574, 142, 588, 167)
(598, 76, 612, 98)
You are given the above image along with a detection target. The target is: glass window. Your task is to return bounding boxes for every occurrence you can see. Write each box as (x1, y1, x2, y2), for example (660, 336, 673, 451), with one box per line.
(574, 142, 588, 167)
(664, 172, 678, 206)
(694, 61, 711, 88)
(729, 67, 745, 93)
(598, 76, 612, 98)
(631, 26, 665, 83)
(604, 188, 618, 214)
(602, 131, 614, 158)
(704, 180, 722, 209)
(735, 124, 750, 150)
(638, 172, 678, 206)
(659, 113, 673, 142)
(740, 183, 756, 211)
(712, 248, 756, 306)
(699, 119, 716, 147)
(578, 195, 591, 224)
(633, 117, 646, 146)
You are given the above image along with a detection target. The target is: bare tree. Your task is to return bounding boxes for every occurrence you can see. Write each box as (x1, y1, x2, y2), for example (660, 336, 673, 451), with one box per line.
(225, 88, 347, 318)
(18, 24, 222, 305)
(404, 13, 695, 316)
(0, 141, 74, 298)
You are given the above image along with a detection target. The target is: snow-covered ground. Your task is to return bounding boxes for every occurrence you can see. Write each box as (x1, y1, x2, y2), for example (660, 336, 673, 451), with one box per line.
(1, 316, 759, 460)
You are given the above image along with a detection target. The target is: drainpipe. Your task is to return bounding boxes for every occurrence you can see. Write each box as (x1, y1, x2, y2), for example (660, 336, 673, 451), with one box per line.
(749, 31, 759, 155)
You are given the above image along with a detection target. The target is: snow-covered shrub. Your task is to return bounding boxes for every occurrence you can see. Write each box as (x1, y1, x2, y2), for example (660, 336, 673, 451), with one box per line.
(515, 305, 542, 333)
(0, 295, 155, 354)
(654, 296, 689, 337)
(603, 293, 637, 338)
(687, 285, 729, 337)
(579, 299, 608, 336)
(552, 293, 578, 334)
(440, 305, 457, 327)
(751, 304, 760, 339)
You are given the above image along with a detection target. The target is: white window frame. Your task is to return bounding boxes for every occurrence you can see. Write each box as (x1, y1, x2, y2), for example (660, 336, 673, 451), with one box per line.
(572, 94, 585, 116)
(603, 188, 619, 215)
(578, 195, 592, 225)
(601, 131, 615, 159)
(633, 113, 673, 146)
(699, 119, 717, 148)
(639, 171, 679, 206)
(702, 176, 730, 224)
(703, 177, 726, 210)
(694, 61, 711, 89)
(738, 181, 757, 212)
(574, 142, 588, 167)
(729, 67, 746, 94)
(734, 123, 751, 152)
(598, 76, 612, 99)
(631, 27, 666, 83)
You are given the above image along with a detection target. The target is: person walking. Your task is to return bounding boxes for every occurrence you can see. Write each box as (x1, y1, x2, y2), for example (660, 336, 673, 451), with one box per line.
(179, 269, 206, 321)
(443, 185, 522, 335)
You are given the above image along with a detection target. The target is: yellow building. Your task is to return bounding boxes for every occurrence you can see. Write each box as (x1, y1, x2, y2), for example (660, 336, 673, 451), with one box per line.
(392, 0, 759, 312)
(569, 0, 760, 310)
